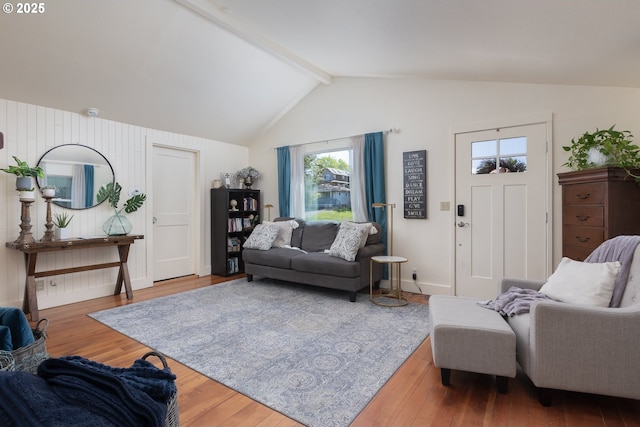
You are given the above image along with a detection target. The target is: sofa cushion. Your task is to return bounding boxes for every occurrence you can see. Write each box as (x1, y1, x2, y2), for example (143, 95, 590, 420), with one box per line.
(620, 245, 640, 307)
(539, 257, 620, 307)
(299, 221, 339, 252)
(329, 225, 369, 261)
(243, 247, 306, 269)
(243, 223, 280, 251)
(292, 252, 360, 277)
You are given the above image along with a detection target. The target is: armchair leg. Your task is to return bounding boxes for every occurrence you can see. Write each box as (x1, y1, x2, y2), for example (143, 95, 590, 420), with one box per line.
(538, 388, 552, 406)
(440, 368, 451, 386)
(349, 291, 357, 302)
(246, 274, 253, 282)
(496, 376, 508, 394)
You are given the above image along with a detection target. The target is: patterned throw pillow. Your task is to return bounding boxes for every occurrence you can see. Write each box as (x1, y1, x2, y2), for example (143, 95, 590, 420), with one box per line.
(341, 221, 376, 248)
(243, 223, 280, 251)
(263, 220, 299, 248)
(328, 225, 369, 261)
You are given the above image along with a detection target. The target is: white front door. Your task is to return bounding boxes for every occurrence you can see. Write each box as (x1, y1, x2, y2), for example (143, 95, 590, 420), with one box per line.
(455, 122, 549, 298)
(152, 146, 196, 281)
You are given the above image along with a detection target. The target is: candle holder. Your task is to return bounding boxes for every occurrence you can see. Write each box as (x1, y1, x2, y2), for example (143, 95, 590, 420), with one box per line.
(14, 199, 35, 245)
(41, 196, 54, 242)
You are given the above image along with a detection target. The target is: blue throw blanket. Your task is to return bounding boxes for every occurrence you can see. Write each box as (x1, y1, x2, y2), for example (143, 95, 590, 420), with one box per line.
(0, 355, 176, 427)
(0, 307, 35, 351)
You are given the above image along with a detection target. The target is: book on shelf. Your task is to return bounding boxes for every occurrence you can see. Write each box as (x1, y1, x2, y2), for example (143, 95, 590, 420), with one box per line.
(227, 257, 239, 274)
(227, 218, 243, 232)
(243, 196, 258, 211)
(227, 237, 242, 252)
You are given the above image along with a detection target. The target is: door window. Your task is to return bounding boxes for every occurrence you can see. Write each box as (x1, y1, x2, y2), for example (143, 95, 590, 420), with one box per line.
(471, 136, 527, 175)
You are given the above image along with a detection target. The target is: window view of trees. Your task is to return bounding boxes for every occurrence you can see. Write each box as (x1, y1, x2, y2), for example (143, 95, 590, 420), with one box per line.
(304, 150, 352, 221)
(474, 157, 527, 174)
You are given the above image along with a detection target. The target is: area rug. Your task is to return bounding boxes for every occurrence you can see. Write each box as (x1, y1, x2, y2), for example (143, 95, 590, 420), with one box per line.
(89, 278, 430, 427)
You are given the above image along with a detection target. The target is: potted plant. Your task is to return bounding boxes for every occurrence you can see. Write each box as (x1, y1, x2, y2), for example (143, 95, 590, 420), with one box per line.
(97, 182, 146, 235)
(562, 125, 640, 182)
(53, 212, 73, 240)
(1, 155, 45, 189)
(236, 166, 260, 188)
(18, 187, 36, 202)
(41, 185, 56, 198)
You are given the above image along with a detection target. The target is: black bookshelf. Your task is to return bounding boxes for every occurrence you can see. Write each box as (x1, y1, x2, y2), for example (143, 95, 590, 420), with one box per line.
(211, 188, 261, 276)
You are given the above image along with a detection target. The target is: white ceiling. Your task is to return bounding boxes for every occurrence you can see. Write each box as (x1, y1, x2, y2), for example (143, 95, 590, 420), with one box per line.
(1, 0, 639, 146)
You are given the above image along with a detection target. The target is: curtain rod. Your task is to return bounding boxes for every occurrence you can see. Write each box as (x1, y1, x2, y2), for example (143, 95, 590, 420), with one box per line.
(274, 128, 399, 150)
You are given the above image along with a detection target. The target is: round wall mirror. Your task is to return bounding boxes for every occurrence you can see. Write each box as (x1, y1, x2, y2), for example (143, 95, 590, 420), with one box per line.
(37, 144, 115, 209)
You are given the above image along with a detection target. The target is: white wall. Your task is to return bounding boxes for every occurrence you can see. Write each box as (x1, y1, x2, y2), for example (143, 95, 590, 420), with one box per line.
(0, 98, 248, 309)
(248, 77, 640, 295)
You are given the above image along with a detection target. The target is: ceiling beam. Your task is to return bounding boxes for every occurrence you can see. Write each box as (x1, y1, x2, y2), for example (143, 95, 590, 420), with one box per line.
(175, 0, 333, 85)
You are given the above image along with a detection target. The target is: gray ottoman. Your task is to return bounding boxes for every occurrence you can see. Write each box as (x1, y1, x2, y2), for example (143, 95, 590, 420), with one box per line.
(429, 295, 516, 393)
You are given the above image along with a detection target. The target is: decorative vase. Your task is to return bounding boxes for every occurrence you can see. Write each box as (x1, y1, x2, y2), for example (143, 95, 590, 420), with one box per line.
(243, 177, 253, 188)
(18, 190, 35, 202)
(42, 188, 56, 198)
(103, 212, 133, 236)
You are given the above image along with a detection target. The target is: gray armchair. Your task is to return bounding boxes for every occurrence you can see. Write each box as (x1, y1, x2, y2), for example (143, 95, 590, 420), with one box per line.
(502, 244, 640, 405)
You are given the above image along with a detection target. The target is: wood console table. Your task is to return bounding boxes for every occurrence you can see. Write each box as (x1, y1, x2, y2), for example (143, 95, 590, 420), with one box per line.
(6, 235, 144, 321)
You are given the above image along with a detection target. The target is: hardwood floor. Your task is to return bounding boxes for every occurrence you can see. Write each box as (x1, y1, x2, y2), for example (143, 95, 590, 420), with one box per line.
(38, 275, 640, 426)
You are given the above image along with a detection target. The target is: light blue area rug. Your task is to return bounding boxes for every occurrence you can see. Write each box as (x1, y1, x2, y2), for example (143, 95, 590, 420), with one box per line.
(89, 278, 430, 427)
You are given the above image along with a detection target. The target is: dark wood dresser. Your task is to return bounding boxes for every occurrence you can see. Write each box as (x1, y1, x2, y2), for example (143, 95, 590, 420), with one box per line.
(558, 167, 640, 261)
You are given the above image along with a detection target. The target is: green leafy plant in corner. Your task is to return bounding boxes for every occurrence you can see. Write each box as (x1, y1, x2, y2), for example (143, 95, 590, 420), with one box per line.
(1, 156, 44, 178)
(97, 182, 147, 213)
(562, 125, 640, 182)
(53, 212, 73, 228)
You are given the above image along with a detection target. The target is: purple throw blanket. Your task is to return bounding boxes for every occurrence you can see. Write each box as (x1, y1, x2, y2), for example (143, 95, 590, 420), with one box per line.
(478, 286, 552, 317)
(585, 235, 640, 308)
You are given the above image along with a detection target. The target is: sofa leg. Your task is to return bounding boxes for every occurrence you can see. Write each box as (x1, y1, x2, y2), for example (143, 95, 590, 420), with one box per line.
(538, 388, 552, 406)
(373, 280, 381, 290)
(496, 376, 508, 394)
(246, 274, 253, 282)
(440, 368, 451, 386)
(349, 291, 357, 302)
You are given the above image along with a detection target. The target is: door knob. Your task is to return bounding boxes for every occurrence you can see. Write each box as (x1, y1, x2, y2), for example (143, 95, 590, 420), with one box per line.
(153, 216, 158, 224)
(457, 221, 469, 227)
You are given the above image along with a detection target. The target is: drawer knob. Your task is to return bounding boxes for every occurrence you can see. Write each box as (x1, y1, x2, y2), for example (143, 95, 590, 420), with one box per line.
(576, 215, 590, 221)
(576, 193, 591, 200)
(575, 236, 590, 243)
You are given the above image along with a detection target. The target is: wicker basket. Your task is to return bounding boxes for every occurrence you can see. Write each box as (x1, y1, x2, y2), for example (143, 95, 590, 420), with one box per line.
(0, 350, 15, 372)
(142, 351, 179, 427)
(11, 318, 49, 373)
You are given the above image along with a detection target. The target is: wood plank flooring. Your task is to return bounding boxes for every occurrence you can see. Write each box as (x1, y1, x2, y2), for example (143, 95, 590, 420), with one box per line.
(38, 275, 640, 426)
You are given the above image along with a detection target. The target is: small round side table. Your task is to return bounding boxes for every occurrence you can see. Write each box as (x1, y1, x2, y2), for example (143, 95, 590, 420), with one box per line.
(370, 255, 409, 307)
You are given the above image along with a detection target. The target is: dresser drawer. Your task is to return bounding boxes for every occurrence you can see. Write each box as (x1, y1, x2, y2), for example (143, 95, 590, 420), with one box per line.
(563, 245, 595, 261)
(562, 226, 603, 251)
(562, 206, 604, 227)
(563, 182, 605, 205)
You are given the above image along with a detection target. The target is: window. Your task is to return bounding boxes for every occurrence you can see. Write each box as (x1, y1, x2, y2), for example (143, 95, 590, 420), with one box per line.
(304, 149, 352, 221)
(471, 136, 527, 175)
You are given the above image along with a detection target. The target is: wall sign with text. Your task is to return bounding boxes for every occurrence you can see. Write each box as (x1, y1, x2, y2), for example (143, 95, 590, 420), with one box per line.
(403, 150, 427, 219)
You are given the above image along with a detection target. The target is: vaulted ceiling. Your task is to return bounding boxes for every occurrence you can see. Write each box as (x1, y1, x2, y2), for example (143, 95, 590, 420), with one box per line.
(1, 0, 638, 146)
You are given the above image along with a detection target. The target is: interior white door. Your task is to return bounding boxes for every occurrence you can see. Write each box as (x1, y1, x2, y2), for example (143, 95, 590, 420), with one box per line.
(152, 146, 196, 281)
(455, 123, 548, 298)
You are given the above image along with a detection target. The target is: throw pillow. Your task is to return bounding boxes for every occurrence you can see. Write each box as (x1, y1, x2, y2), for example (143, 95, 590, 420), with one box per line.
(329, 225, 369, 261)
(263, 220, 299, 248)
(539, 257, 621, 307)
(340, 221, 375, 248)
(243, 223, 280, 251)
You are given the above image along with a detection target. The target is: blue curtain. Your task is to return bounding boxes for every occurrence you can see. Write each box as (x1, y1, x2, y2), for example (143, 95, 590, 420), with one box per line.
(277, 146, 291, 218)
(364, 131, 387, 253)
(84, 164, 94, 208)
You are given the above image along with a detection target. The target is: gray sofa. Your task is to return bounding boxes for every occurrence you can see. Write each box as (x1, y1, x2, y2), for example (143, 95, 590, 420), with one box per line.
(243, 218, 385, 301)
